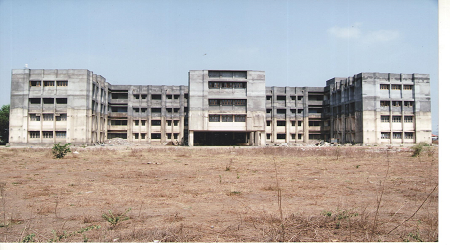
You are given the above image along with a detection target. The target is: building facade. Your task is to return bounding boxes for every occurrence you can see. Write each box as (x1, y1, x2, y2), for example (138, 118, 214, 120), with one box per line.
(9, 69, 432, 146)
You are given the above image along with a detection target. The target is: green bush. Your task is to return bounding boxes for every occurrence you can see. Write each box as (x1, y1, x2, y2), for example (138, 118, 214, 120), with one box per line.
(411, 142, 430, 157)
(52, 143, 71, 159)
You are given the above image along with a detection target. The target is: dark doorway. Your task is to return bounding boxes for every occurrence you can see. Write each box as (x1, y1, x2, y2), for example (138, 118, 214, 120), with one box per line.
(194, 132, 248, 146)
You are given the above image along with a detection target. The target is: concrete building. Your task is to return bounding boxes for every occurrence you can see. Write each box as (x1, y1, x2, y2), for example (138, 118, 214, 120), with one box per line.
(9, 69, 432, 146)
(324, 73, 432, 145)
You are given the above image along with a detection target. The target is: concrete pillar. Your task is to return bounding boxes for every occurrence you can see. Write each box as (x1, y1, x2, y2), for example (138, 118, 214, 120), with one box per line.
(304, 117, 309, 143)
(249, 132, 254, 146)
(188, 130, 194, 146)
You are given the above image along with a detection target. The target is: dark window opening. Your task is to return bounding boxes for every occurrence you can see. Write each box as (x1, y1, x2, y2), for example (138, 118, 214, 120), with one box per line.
(152, 94, 162, 100)
(56, 98, 67, 104)
(29, 98, 41, 104)
(151, 120, 161, 126)
(43, 98, 54, 104)
(151, 133, 161, 139)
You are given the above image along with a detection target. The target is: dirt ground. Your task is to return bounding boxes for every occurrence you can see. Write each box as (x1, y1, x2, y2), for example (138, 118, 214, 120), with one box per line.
(0, 145, 439, 242)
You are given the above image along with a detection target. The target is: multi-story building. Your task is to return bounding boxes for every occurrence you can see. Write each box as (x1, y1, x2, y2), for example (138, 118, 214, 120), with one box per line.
(8, 69, 432, 146)
(324, 73, 432, 145)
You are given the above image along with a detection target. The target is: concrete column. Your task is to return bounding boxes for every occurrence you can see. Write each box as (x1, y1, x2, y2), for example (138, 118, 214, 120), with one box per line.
(249, 132, 254, 146)
(188, 130, 194, 146)
(303, 117, 309, 143)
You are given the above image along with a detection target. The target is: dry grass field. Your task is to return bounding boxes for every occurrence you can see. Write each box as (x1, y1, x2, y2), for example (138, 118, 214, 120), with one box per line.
(0, 145, 438, 242)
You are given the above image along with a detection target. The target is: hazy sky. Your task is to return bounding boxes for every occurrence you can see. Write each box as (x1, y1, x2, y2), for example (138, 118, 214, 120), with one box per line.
(0, 0, 439, 133)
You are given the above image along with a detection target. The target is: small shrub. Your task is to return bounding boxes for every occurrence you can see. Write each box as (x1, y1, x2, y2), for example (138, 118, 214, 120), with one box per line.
(22, 233, 35, 243)
(102, 208, 131, 228)
(52, 143, 71, 159)
(411, 142, 430, 157)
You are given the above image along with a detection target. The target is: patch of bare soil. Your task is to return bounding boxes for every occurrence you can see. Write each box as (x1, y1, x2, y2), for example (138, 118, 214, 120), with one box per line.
(0, 145, 438, 242)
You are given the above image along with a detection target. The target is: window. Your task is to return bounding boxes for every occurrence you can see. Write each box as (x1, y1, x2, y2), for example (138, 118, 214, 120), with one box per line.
(277, 134, 286, 139)
(298, 134, 302, 139)
(380, 101, 390, 107)
(233, 99, 246, 106)
(267, 134, 271, 139)
(266, 109, 272, 114)
(381, 132, 390, 139)
(173, 133, 178, 139)
(43, 131, 53, 138)
(167, 120, 172, 126)
(151, 94, 161, 100)
(235, 115, 246, 122)
(141, 120, 146, 126)
(297, 109, 303, 114)
(266, 96, 272, 101)
(290, 109, 296, 114)
(167, 134, 172, 139)
(151, 133, 161, 139)
(277, 121, 286, 126)
(208, 82, 220, 89)
(184, 94, 188, 100)
(166, 108, 173, 113)
(298, 121, 302, 126)
(208, 71, 247, 79)
(43, 114, 53, 121)
(111, 120, 127, 126)
(151, 108, 161, 113)
(167, 95, 173, 99)
(392, 85, 401, 90)
(29, 131, 40, 138)
(135, 133, 139, 140)
(291, 134, 296, 140)
(174, 108, 179, 113)
(30, 114, 40, 121)
(56, 131, 66, 138)
(173, 120, 179, 126)
(209, 115, 220, 122)
(277, 95, 286, 101)
(134, 94, 139, 99)
(142, 134, 146, 139)
(404, 101, 414, 107)
(392, 116, 401, 122)
(57, 81, 68, 87)
(404, 116, 413, 123)
(403, 85, 413, 90)
(141, 94, 147, 99)
(29, 98, 41, 104)
(56, 98, 67, 104)
(133, 108, 140, 113)
(174, 95, 180, 99)
(392, 101, 401, 107)
(30, 81, 41, 87)
(209, 99, 219, 106)
(43, 98, 54, 104)
(135, 120, 139, 126)
(380, 84, 389, 90)
(393, 132, 402, 139)
(234, 82, 246, 88)
(266, 121, 271, 126)
(291, 121, 296, 127)
(277, 109, 286, 114)
(44, 81, 55, 87)
(141, 108, 147, 113)
(309, 121, 320, 126)
(290, 96, 296, 100)
(222, 115, 233, 122)
(151, 120, 161, 126)
(221, 82, 233, 88)
(56, 114, 67, 121)
(221, 99, 233, 106)
(297, 96, 303, 101)
(381, 116, 390, 122)
(405, 132, 414, 139)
